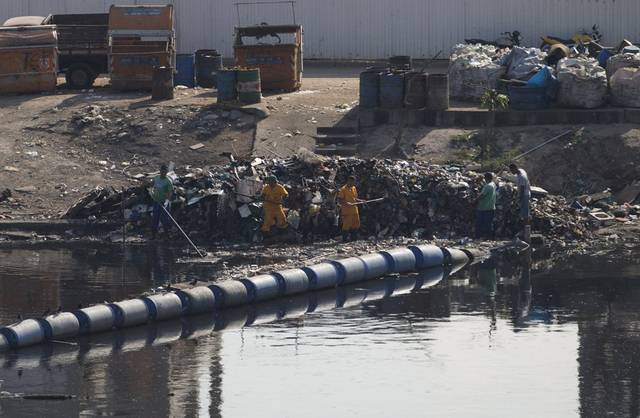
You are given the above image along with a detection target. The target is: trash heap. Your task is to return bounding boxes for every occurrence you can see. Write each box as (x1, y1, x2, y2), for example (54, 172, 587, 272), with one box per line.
(61, 150, 626, 243)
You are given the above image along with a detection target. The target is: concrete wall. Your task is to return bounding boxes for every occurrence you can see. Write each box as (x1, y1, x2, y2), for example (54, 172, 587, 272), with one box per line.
(0, 0, 638, 59)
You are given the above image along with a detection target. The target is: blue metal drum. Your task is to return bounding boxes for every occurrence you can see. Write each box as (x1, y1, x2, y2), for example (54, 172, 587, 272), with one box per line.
(379, 248, 417, 273)
(302, 263, 339, 290)
(240, 274, 280, 302)
(209, 281, 249, 308)
(408, 244, 444, 269)
(331, 257, 367, 284)
(272, 268, 310, 295)
(358, 253, 390, 280)
(380, 72, 404, 109)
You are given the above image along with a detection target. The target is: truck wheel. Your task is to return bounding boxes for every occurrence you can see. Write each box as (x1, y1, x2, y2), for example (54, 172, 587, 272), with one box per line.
(65, 64, 95, 89)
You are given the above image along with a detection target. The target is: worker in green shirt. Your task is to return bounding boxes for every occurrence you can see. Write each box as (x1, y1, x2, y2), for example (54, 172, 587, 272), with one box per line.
(150, 164, 174, 240)
(472, 172, 497, 239)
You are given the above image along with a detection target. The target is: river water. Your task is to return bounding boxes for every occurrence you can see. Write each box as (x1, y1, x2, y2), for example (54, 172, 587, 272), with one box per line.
(0, 242, 639, 417)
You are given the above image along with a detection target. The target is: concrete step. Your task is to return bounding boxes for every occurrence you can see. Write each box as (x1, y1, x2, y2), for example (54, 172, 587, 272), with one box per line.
(316, 125, 359, 135)
(314, 133, 360, 145)
(314, 144, 358, 156)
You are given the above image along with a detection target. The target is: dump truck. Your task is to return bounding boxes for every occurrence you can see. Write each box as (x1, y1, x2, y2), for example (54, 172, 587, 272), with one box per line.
(3, 13, 110, 88)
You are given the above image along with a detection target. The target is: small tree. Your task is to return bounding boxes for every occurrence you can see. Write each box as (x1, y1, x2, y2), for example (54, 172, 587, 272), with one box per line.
(480, 90, 509, 159)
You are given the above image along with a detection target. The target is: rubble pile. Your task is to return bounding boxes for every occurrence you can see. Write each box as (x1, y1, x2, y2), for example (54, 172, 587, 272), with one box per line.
(61, 151, 628, 243)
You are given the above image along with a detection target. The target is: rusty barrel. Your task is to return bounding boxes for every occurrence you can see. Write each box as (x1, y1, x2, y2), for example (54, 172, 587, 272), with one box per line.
(404, 71, 427, 109)
(152, 66, 174, 100)
(426, 73, 449, 110)
(237, 68, 262, 104)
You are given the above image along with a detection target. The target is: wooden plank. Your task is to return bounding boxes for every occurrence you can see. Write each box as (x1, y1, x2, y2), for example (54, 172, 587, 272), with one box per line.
(190, 143, 205, 150)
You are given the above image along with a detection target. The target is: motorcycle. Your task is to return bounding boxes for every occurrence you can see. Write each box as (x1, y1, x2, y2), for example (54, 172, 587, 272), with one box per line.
(465, 31, 523, 49)
(540, 25, 602, 51)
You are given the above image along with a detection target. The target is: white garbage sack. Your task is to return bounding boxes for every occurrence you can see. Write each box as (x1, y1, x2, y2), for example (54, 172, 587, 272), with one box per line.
(449, 44, 506, 102)
(606, 52, 640, 82)
(610, 67, 640, 108)
(556, 58, 607, 109)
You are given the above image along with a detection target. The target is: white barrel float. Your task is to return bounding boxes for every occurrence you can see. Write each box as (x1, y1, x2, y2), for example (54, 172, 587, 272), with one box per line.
(308, 288, 340, 313)
(414, 266, 445, 290)
(74, 305, 116, 335)
(181, 314, 217, 340)
(391, 275, 417, 295)
(142, 292, 183, 322)
(302, 263, 339, 290)
(282, 295, 310, 319)
(0, 319, 46, 348)
(441, 247, 469, 265)
(272, 268, 310, 296)
(0, 333, 9, 352)
(246, 300, 285, 325)
(214, 306, 249, 331)
(176, 287, 216, 315)
(330, 257, 367, 284)
(110, 299, 150, 329)
(209, 281, 248, 308)
(38, 312, 80, 340)
(408, 244, 444, 269)
(362, 278, 393, 301)
(358, 253, 390, 280)
(379, 248, 417, 273)
(240, 274, 280, 302)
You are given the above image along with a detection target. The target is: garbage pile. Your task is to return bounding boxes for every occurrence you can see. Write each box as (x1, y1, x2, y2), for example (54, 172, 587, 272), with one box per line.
(61, 150, 630, 243)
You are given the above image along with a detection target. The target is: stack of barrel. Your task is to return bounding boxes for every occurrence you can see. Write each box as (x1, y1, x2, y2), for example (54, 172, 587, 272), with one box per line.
(0, 245, 473, 352)
(359, 55, 449, 110)
(217, 67, 262, 104)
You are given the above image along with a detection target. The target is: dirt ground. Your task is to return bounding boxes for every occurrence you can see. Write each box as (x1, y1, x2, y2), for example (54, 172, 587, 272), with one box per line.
(1, 59, 640, 235)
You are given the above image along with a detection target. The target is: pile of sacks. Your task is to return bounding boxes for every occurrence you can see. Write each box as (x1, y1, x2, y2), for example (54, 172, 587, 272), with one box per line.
(63, 153, 622, 243)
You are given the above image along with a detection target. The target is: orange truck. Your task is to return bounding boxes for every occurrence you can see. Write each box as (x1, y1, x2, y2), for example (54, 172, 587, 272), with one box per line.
(0, 25, 58, 94)
(2, 13, 110, 89)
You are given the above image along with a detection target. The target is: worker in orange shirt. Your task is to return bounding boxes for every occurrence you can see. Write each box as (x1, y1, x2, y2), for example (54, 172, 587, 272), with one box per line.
(336, 175, 365, 242)
(260, 174, 289, 234)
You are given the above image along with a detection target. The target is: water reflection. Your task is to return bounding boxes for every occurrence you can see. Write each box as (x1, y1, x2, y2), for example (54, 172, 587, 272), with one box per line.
(2, 244, 640, 416)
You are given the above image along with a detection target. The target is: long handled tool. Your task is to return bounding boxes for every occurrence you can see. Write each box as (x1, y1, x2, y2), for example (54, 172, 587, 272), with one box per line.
(236, 192, 283, 206)
(157, 202, 206, 257)
(149, 189, 205, 257)
(354, 197, 387, 205)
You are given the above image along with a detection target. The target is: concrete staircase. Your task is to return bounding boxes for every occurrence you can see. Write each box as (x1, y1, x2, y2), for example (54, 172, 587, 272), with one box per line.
(313, 124, 360, 156)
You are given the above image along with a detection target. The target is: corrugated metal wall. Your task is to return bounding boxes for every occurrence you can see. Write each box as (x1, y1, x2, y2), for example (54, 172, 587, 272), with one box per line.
(1, 0, 638, 59)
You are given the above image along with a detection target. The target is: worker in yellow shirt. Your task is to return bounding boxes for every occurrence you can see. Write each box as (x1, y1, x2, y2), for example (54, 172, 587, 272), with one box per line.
(336, 175, 365, 242)
(261, 174, 289, 234)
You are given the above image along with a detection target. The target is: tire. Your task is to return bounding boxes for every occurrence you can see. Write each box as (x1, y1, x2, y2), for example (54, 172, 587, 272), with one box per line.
(65, 64, 95, 89)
